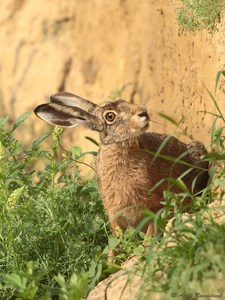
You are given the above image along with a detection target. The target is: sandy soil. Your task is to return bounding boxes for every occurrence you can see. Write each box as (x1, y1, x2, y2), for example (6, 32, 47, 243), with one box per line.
(1, 0, 225, 158)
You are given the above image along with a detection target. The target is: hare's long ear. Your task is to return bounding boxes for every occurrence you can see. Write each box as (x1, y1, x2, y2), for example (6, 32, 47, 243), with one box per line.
(50, 92, 98, 113)
(34, 102, 103, 131)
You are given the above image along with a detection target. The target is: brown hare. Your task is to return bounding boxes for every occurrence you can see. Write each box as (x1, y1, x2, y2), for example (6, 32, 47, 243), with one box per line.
(34, 92, 209, 238)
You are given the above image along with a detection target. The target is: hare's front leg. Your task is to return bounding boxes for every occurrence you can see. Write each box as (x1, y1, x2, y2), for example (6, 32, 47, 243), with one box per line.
(108, 249, 116, 263)
(143, 222, 154, 248)
(146, 222, 154, 236)
(107, 220, 120, 263)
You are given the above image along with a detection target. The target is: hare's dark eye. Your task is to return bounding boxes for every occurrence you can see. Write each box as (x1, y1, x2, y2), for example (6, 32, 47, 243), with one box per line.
(104, 111, 117, 123)
(106, 112, 115, 121)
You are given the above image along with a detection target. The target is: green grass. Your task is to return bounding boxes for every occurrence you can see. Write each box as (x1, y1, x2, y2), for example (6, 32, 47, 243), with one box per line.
(133, 205, 225, 299)
(0, 71, 225, 299)
(176, 0, 225, 32)
(0, 119, 109, 299)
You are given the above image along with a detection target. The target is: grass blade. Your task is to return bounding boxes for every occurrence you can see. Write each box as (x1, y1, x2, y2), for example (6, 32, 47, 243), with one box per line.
(203, 82, 225, 123)
(85, 136, 100, 147)
(158, 113, 179, 126)
(214, 70, 225, 96)
(12, 112, 31, 132)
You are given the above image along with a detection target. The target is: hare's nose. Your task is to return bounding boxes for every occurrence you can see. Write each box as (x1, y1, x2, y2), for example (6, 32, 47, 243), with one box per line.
(138, 111, 150, 121)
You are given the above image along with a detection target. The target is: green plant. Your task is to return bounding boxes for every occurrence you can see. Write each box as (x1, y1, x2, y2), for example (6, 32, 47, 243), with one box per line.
(55, 272, 89, 300)
(136, 209, 225, 300)
(177, 0, 225, 32)
(0, 116, 108, 299)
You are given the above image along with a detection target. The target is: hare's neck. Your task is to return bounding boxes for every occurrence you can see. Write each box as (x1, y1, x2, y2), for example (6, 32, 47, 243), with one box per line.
(100, 141, 139, 160)
(97, 141, 144, 173)
(97, 140, 150, 213)
(100, 134, 140, 146)
(102, 137, 140, 148)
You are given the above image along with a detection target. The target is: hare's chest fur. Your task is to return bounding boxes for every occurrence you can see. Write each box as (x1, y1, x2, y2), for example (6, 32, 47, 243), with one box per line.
(96, 143, 156, 228)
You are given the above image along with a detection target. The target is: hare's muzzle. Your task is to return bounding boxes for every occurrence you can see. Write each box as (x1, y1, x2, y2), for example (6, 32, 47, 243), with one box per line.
(137, 111, 150, 129)
(138, 111, 149, 121)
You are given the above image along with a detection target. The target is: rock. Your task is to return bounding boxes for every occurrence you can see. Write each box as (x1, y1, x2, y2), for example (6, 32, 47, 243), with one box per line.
(86, 256, 161, 300)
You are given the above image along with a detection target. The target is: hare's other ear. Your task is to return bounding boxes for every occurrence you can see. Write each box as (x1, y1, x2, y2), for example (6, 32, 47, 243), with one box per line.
(34, 103, 103, 131)
(50, 92, 98, 112)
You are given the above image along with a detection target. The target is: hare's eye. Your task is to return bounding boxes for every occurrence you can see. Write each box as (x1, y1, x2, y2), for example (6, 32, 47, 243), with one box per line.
(104, 111, 117, 123)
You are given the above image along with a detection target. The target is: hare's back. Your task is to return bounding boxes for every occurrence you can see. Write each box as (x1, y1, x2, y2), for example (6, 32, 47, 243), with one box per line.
(140, 133, 187, 156)
(139, 132, 209, 193)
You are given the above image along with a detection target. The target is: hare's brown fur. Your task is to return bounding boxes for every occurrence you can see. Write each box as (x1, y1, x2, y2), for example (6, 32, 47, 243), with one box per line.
(34, 92, 209, 237)
(97, 133, 208, 233)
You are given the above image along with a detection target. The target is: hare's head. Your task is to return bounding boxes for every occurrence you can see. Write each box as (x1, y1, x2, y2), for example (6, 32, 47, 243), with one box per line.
(34, 92, 149, 144)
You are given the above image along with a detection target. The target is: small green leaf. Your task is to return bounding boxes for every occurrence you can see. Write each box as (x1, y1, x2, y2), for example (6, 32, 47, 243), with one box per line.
(168, 177, 188, 192)
(12, 112, 31, 132)
(108, 235, 120, 249)
(80, 151, 98, 158)
(89, 260, 97, 277)
(3, 273, 27, 290)
(71, 146, 82, 158)
(80, 186, 97, 194)
(85, 136, 100, 147)
(32, 134, 49, 149)
(0, 115, 9, 128)
(142, 209, 156, 219)
(54, 273, 66, 287)
(95, 263, 103, 282)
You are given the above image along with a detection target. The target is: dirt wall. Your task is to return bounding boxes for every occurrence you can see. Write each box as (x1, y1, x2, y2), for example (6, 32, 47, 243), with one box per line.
(1, 0, 225, 155)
